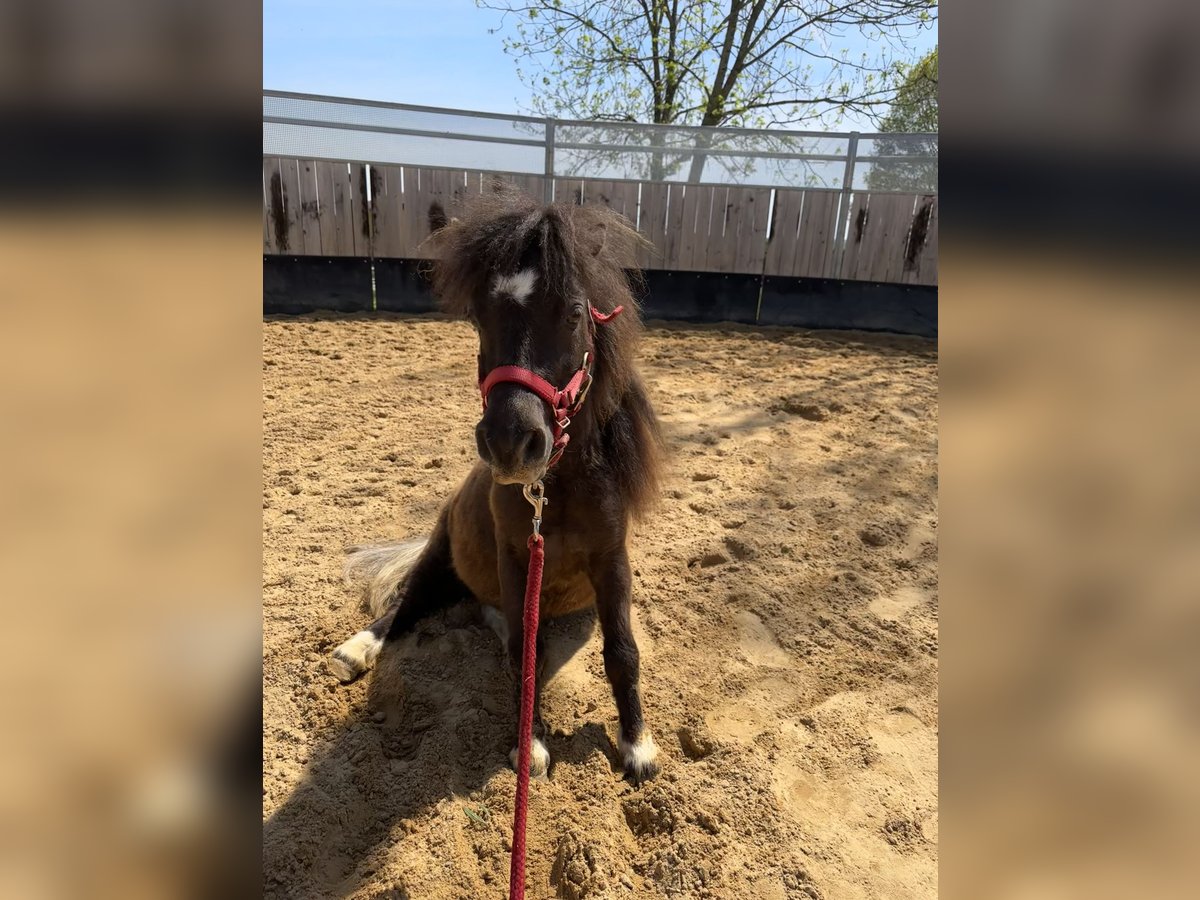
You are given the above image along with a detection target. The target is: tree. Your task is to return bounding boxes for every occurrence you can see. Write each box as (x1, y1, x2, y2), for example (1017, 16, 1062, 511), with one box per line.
(877, 46, 937, 133)
(477, 1, 938, 129)
(866, 46, 936, 191)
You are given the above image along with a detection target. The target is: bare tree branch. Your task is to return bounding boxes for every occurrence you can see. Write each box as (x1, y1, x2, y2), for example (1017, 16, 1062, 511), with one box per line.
(477, 0, 938, 129)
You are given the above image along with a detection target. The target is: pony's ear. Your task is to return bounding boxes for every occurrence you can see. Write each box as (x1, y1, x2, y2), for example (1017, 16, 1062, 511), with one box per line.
(589, 221, 609, 258)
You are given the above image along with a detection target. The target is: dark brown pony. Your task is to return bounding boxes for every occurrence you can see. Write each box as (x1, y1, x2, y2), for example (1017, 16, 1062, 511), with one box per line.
(330, 188, 665, 782)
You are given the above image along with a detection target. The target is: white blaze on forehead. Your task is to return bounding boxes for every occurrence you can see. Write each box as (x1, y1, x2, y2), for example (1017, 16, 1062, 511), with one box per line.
(491, 268, 537, 303)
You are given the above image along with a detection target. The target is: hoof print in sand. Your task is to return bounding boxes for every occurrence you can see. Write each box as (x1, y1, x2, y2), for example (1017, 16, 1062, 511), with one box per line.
(551, 833, 627, 900)
(622, 793, 678, 837)
(772, 396, 832, 421)
(677, 725, 718, 761)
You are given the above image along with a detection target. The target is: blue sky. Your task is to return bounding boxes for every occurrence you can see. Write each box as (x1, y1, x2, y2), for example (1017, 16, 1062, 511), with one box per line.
(264, 1, 527, 113)
(264, 0, 935, 129)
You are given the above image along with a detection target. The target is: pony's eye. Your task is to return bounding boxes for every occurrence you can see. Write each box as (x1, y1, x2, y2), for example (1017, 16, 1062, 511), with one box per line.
(567, 306, 584, 325)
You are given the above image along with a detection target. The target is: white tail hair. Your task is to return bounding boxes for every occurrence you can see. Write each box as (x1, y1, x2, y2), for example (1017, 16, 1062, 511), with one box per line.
(343, 537, 429, 619)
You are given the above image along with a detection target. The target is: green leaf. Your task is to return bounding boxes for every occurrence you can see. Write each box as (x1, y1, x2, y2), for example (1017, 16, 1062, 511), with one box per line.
(463, 806, 489, 827)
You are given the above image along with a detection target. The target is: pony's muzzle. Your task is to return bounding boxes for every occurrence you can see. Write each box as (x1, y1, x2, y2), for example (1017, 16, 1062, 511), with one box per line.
(475, 388, 553, 484)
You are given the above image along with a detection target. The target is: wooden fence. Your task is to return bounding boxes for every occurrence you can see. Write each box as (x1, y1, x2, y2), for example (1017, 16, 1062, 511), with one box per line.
(263, 157, 937, 286)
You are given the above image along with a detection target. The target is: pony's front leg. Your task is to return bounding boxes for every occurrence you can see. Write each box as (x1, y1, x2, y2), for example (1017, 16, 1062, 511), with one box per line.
(500, 546, 550, 778)
(592, 546, 659, 783)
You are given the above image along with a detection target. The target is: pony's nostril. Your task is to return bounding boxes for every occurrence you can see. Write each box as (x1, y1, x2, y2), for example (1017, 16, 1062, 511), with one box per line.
(475, 422, 494, 463)
(518, 427, 548, 466)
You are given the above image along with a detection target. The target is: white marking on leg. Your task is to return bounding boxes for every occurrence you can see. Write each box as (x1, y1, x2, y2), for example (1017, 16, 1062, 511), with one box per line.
(480, 605, 509, 646)
(491, 268, 537, 303)
(618, 731, 659, 779)
(510, 738, 550, 778)
(329, 630, 383, 683)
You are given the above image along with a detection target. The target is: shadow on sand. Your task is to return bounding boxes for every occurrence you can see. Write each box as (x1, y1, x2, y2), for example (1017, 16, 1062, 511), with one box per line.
(263, 603, 609, 898)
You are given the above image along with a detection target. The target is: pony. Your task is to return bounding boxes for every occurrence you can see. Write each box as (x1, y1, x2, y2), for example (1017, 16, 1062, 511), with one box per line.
(329, 187, 665, 783)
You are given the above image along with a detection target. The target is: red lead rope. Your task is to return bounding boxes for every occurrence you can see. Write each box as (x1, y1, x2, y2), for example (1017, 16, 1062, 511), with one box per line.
(508, 532, 545, 900)
(496, 305, 624, 898)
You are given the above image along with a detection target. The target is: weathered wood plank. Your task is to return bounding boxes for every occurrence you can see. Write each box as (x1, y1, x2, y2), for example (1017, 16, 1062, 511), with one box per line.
(905, 195, 938, 285)
(404, 168, 454, 257)
(448, 169, 473, 209)
(369, 164, 406, 259)
(416, 167, 454, 253)
(674, 184, 716, 271)
(693, 185, 721, 271)
(779, 190, 808, 278)
(349, 162, 367, 257)
(637, 183, 670, 270)
(427, 168, 456, 252)
(370, 166, 468, 259)
(669, 185, 697, 270)
(859, 194, 888, 282)
(351, 164, 371, 256)
(581, 179, 639, 224)
(793, 191, 840, 279)
(395, 167, 425, 259)
(854, 193, 887, 281)
(313, 161, 338, 255)
(921, 195, 939, 285)
(822, 193, 847, 279)
(729, 187, 771, 275)
(660, 185, 687, 271)
(323, 161, 356, 256)
(707, 187, 735, 273)
(840, 192, 908, 282)
(892, 194, 916, 282)
(870, 194, 916, 283)
(394, 167, 425, 258)
(838, 193, 870, 280)
(615, 181, 641, 225)
(263, 158, 279, 254)
(890, 195, 921, 283)
(762, 189, 804, 276)
(275, 158, 304, 255)
(296, 160, 323, 255)
(789, 190, 819, 278)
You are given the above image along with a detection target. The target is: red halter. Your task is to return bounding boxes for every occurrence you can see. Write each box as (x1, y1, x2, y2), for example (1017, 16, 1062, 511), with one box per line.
(479, 304, 624, 468)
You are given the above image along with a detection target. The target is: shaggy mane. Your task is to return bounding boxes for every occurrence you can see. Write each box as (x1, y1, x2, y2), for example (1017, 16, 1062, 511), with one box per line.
(427, 184, 664, 518)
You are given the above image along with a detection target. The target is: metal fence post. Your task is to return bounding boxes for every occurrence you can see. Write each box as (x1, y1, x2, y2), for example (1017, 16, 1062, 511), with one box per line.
(832, 132, 859, 278)
(543, 118, 556, 204)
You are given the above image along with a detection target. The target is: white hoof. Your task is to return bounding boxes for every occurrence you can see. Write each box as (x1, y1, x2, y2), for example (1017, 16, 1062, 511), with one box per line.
(509, 738, 550, 778)
(618, 731, 659, 783)
(329, 630, 382, 683)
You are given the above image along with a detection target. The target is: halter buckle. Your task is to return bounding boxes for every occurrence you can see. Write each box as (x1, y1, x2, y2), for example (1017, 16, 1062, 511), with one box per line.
(574, 352, 594, 411)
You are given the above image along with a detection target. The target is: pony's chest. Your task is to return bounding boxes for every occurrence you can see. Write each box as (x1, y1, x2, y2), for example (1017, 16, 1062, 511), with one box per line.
(531, 532, 593, 617)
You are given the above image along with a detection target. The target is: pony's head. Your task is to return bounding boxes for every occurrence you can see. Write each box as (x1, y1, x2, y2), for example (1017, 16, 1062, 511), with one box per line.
(430, 187, 645, 485)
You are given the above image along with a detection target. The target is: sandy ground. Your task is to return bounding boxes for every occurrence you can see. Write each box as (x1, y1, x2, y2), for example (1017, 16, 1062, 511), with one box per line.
(263, 313, 938, 900)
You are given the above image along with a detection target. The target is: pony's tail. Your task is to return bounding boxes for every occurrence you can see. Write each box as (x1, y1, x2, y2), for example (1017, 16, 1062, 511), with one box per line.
(343, 537, 429, 619)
